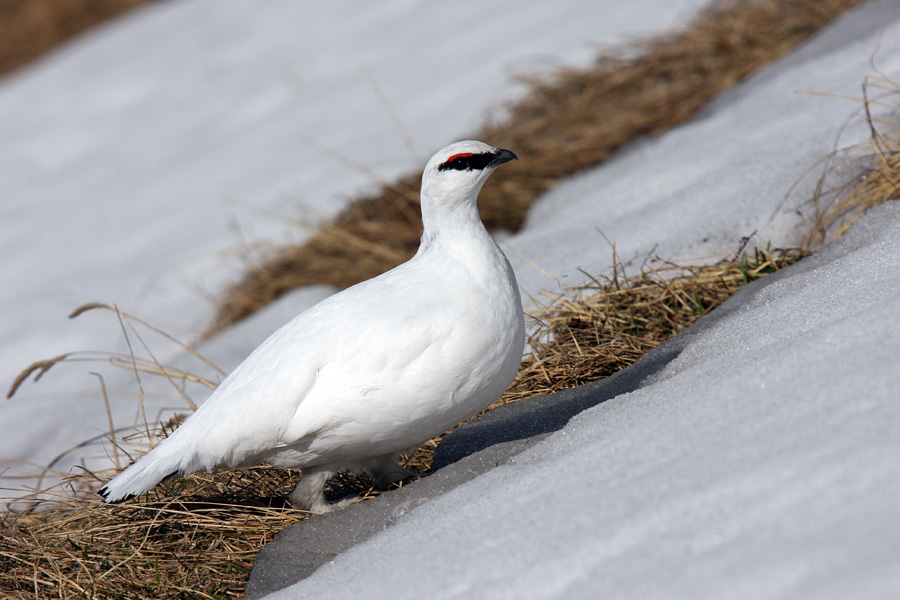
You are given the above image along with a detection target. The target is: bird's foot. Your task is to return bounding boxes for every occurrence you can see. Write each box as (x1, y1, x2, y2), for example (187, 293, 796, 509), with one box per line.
(299, 493, 360, 514)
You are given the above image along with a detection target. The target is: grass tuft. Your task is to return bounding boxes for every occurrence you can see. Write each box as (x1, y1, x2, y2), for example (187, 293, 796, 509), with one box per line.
(801, 72, 900, 248)
(499, 248, 803, 403)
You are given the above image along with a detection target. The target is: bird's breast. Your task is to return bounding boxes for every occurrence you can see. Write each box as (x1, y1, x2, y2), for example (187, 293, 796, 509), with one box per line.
(279, 245, 524, 458)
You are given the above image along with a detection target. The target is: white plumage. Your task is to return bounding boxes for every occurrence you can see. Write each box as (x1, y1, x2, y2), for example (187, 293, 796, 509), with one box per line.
(100, 140, 525, 512)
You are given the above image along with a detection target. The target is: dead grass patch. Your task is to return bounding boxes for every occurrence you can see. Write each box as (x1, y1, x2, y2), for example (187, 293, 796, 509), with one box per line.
(1, 468, 301, 599)
(206, 0, 869, 337)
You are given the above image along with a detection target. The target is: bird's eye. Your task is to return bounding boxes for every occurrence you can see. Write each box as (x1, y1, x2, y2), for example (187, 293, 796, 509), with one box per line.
(439, 152, 475, 171)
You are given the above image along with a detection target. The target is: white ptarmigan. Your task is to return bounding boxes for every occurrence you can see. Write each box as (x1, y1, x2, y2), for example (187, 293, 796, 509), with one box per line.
(99, 140, 525, 513)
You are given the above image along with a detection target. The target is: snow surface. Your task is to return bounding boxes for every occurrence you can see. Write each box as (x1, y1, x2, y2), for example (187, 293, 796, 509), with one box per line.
(0, 0, 705, 480)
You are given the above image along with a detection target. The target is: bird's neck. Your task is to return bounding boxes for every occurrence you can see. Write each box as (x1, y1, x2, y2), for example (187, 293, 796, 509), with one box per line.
(419, 189, 490, 250)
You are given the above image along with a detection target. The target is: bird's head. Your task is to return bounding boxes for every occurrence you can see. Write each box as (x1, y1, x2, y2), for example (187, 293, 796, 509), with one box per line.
(421, 141, 517, 208)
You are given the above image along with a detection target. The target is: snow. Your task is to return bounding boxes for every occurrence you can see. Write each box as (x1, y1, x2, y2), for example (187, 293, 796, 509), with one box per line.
(1, 0, 899, 597)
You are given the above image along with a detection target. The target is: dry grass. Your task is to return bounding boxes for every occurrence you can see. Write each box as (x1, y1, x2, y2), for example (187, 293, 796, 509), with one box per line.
(801, 72, 900, 248)
(0, 468, 301, 599)
(0, 0, 151, 76)
(206, 0, 869, 337)
(501, 248, 802, 404)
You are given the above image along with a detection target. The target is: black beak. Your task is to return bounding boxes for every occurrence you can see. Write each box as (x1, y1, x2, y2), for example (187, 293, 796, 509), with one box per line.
(488, 148, 518, 168)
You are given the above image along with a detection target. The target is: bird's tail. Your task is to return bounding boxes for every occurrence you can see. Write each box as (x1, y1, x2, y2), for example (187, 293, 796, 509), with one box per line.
(98, 442, 184, 503)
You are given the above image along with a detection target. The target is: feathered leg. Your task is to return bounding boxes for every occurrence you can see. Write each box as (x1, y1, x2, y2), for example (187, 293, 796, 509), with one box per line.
(289, 465, 359, 513)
